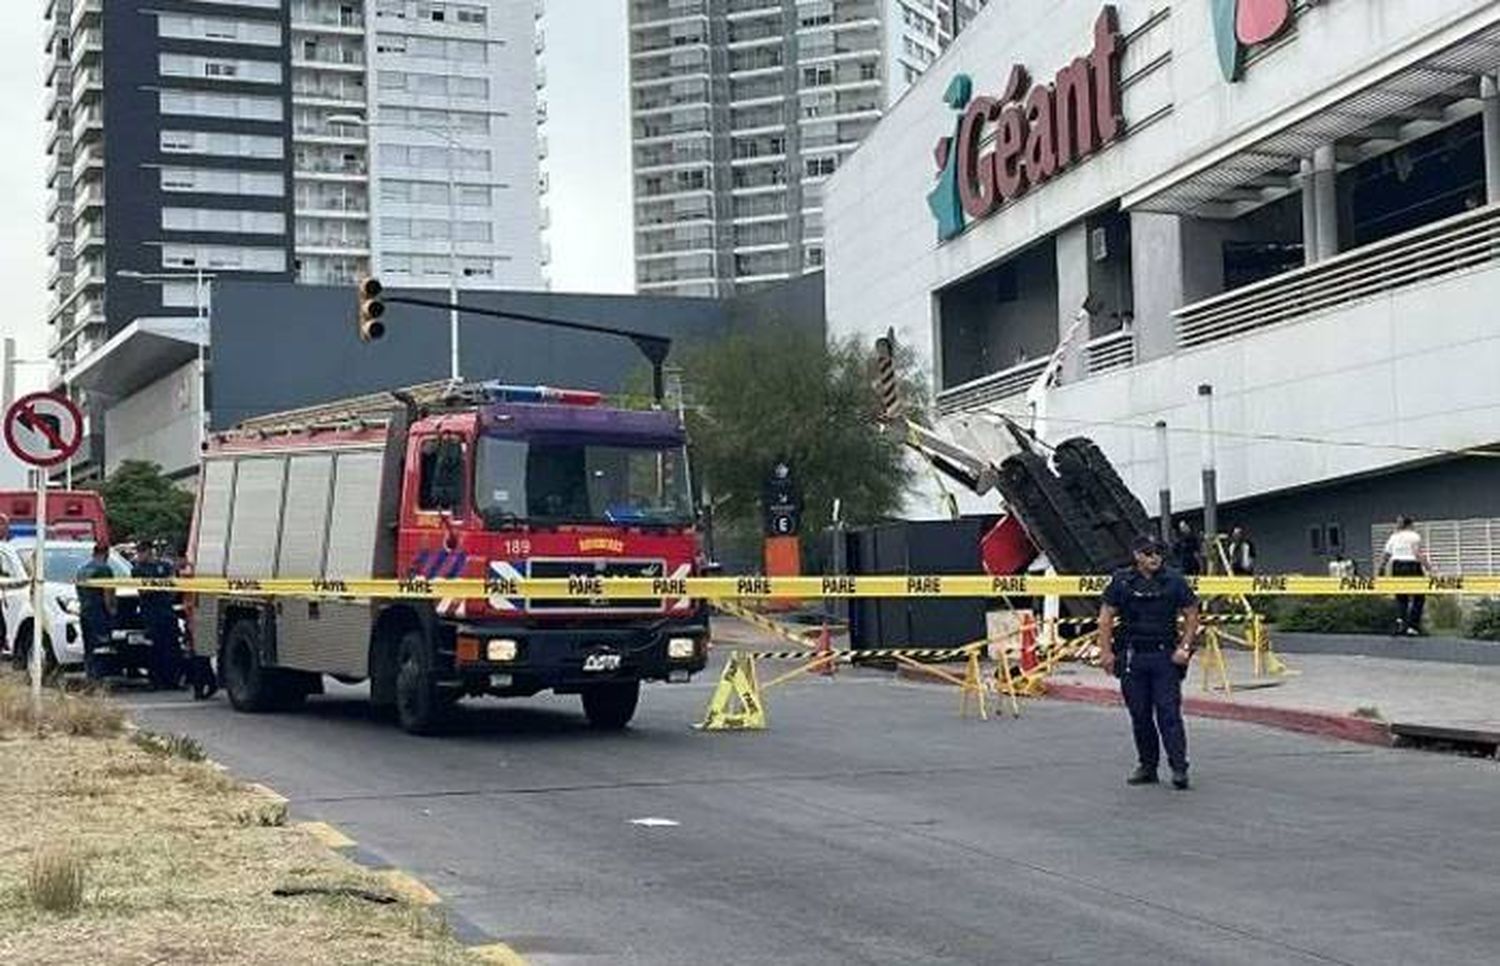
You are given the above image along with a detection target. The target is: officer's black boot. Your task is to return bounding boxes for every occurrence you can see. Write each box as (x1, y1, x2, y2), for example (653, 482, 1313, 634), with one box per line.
(1171, 768, 1190, 790)
(1126, 765, 1158, 785)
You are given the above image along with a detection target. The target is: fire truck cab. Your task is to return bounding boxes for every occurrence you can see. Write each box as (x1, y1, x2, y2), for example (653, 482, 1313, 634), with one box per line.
(189, 383, 710, 734)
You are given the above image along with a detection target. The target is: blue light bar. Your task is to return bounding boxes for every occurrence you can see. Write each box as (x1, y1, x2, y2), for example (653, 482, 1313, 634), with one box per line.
(479, 383, 602, 406)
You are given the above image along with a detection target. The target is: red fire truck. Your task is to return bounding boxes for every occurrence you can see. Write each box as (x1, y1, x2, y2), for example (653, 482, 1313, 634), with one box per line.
(187, 383, 710, 733)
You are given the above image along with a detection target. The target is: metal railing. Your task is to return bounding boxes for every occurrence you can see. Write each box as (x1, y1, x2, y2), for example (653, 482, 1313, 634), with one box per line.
(1085, 329, 1134, 375)
(936, 357, 1049, 417)
(1175, 203, 1500, 351)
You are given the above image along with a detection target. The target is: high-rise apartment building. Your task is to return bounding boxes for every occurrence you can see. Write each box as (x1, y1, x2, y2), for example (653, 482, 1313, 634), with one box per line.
(627, 0, 986, 297)
(41, 0, 545, 478)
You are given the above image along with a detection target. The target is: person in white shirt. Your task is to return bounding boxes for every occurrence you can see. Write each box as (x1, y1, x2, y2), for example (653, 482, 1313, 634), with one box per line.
(1377, 517, 1430, 636)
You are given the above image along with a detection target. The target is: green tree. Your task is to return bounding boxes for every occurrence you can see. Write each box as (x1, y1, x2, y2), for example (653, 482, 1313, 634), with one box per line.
(91, 460, 196, 551)
(679, 324, 926, 566)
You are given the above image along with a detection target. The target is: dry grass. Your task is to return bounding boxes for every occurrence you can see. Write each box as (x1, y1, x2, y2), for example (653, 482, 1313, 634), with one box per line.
(0, 673, 125, 738)
(0, 673, 474, 965)
(25, 847, 87, 914)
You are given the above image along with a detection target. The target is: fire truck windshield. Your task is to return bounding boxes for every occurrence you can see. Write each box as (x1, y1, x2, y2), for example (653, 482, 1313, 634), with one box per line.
(475, 435, 693, 528)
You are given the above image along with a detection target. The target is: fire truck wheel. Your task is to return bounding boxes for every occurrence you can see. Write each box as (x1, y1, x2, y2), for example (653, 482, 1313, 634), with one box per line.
(222, 618, 278, 713)
(581, 680, 640, 731)
(395, 629, 444, 735)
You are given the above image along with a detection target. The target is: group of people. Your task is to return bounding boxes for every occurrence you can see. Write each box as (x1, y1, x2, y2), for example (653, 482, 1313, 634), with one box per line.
(1099, 515, 1434, 792)
(1168, 520, 1257, 576)
(75, 539, 187, 690)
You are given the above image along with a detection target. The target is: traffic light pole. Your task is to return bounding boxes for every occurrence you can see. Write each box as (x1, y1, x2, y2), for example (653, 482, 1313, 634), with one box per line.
(382, 295, 672, 403)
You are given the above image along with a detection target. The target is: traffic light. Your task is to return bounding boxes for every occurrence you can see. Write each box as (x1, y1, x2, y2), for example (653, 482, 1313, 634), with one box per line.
(873, 328, 900, 421)
(356, 275, 386, 342)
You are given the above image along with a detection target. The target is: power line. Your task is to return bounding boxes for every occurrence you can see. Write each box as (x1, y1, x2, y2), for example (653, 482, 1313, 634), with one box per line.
(963, 406, 1500, 460)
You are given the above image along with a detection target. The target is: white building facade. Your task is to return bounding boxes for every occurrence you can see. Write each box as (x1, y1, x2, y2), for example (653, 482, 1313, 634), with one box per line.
(294, 0, 545, 290)
(825, 0, 1500, 572)
(628, 0, 987, 298)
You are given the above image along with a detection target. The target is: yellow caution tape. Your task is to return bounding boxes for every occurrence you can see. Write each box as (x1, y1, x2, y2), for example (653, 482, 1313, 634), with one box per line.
(80, 572, 1495, 600)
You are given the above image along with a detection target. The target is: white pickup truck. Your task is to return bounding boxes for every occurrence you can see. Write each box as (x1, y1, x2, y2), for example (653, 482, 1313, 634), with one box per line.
(0, 540, 133, 676)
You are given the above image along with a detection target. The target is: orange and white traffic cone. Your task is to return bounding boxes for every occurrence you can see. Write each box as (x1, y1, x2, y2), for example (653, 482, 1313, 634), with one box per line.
(1020, 612, 1038, 673)
(813, 622, 837, 677)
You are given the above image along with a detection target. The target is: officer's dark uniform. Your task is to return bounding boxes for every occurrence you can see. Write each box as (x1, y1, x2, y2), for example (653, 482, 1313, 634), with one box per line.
(133, 555, 181, 689)
(1102, 564, 1197, 778)
(75, 556, 115, 681)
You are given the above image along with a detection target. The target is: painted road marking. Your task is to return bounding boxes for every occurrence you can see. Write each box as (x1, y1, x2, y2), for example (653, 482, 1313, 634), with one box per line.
(379, 868, 442, 906)
(298, 821, 356, 850)
(628, 817, 680, 828)
(469, 943, 529, 965)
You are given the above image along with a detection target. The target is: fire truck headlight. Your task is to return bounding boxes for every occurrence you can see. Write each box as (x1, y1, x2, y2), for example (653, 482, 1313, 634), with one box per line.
(486, 639, 519, 662)
(668, 637, 697, 660)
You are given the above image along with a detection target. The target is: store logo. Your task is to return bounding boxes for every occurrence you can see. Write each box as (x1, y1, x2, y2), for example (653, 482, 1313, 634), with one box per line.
(1212, 0, 1294, 82)
(927, 6, 1124, 243)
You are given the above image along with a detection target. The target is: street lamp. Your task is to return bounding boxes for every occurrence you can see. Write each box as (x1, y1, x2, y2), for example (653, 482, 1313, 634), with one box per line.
(328, 112, 463, 382)
(116, 269, 213, 454)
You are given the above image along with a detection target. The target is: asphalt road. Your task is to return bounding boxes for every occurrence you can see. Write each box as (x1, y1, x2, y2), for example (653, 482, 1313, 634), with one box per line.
(126, 667, 1500, 966)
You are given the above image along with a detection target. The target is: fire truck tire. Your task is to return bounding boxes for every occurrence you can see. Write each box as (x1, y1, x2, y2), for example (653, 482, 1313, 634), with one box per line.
(222, 618, 279, 713)
(581, 681, 639, 731)
(395, 629, 445, 735)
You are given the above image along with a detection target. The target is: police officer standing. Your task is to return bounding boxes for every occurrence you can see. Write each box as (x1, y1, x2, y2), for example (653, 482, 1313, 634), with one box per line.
(75, 542, 115, 682)
(1098, 534, 1200, 790)
(133, 540, 182, 689)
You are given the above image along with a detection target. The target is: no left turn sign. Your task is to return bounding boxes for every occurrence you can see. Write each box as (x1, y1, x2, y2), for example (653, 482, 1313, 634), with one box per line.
(4, 391, 84, 468)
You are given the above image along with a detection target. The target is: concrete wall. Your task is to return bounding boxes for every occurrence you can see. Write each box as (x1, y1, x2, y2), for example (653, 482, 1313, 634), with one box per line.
(208, 275, 824, 429)
(104, 360, 200, 475)
(1212, 457, 1500, 576)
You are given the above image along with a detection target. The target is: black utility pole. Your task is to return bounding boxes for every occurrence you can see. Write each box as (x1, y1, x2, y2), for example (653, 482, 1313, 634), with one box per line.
(384, 295, 673, 403)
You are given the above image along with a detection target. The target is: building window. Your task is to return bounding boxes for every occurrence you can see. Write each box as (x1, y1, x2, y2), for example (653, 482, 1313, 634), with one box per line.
(162, 243, 286, 272)
(160, 167, 285, 197)
(804, 156, 837, 178)
(160, 90, 284, 122)
(157, 14, 281, 46)
(160, 130, 284, 159)
(163, 207, 285, 235)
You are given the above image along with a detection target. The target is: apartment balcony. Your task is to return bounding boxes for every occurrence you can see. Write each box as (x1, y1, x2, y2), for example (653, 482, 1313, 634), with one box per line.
(635, 145, 712, 172)
(633, 87, 711, 115)
(46, 188, 74, 224)
(635, 118, 712, 143)
(291, 48, 366, 73)
(632, 53, 710, 83)
(73, 219, 104, 254)
(47, 257, 76, 292)
(295, 235, 371, 257)
(732, 194, 787, 221)
(73, 182, 104, 214)
(291, 82, 368, 108)
(726, 20, 781, 47)
(294, 156, 369, 181)
(44, 222, 74, 257)
(729, 49, 784, 75)
(71, 65, 103, 103)
(71, 104, 102, 145)
(630, 0, 709, 28)
(726, 0, 782, 18)
(290, 2, 366, 34)
(70, 144, 104, 185)
(72, 27, 101, 63)
(69, 0, 101, 33)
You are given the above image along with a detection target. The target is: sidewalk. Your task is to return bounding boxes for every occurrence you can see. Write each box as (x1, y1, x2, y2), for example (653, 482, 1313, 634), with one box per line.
(711, 615, 1500, 751)
(1044, 648, 1500, 748)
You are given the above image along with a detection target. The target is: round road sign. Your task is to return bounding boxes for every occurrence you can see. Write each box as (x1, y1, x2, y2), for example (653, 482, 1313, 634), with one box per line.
(4, 391, 84, 468)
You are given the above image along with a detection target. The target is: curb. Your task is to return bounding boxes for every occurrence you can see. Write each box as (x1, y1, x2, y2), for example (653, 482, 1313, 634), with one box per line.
(893, 664, 1392, 747)
(1040, 682, 1393, 747)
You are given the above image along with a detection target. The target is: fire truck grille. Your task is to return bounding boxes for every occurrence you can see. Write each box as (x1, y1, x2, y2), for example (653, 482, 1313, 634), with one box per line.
(527, 559, 665, 611)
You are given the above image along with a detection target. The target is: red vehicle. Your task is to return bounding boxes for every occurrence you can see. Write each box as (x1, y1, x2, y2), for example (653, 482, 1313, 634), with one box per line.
(0, 490, 110, 543)
(187, 383, 709, 733)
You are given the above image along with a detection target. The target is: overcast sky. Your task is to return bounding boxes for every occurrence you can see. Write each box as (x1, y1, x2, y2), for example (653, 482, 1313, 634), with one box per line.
(0, 0, 634, 394)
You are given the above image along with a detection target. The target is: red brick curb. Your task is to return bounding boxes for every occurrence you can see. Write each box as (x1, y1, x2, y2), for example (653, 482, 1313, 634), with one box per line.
(1041, 682, 1393, 747)
(893, 664, 1391, 747)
